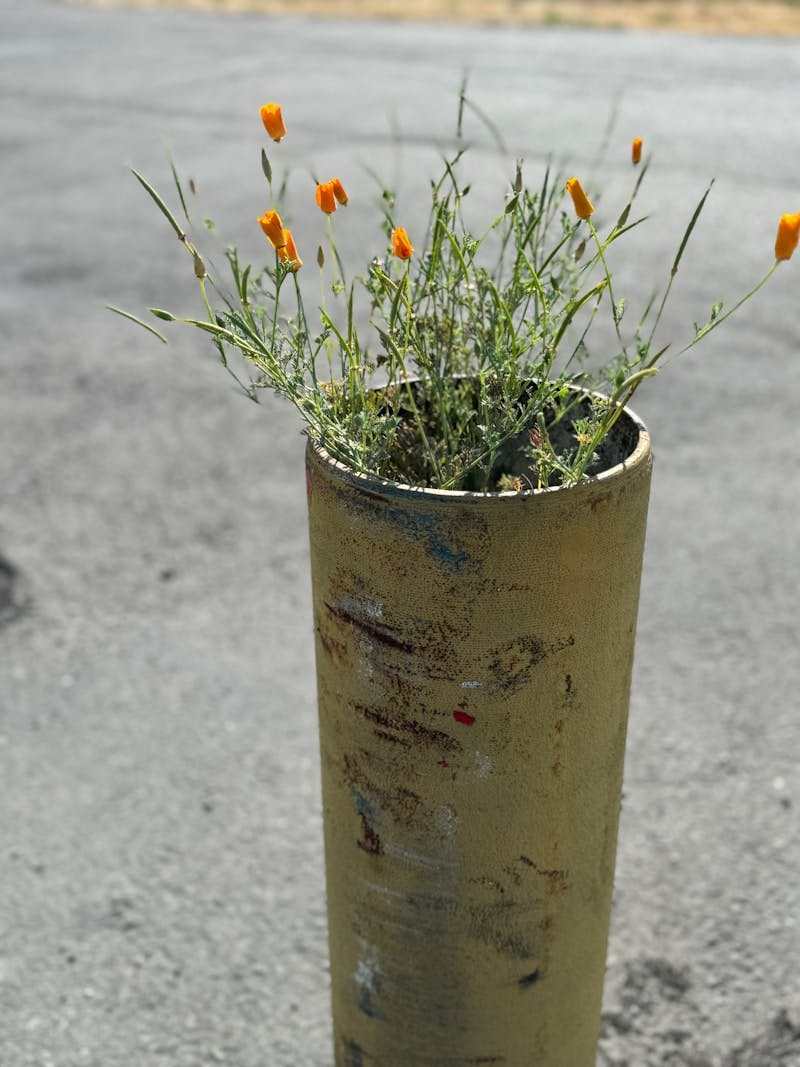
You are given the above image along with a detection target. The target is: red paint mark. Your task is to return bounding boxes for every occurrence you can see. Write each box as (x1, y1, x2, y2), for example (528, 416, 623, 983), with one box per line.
(305, 465, 313, 500)
(453, 710, 475, 726)
(437, 758, 449, 768)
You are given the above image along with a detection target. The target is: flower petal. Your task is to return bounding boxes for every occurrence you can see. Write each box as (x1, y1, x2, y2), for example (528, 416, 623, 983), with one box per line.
(259, 103, 286, 143)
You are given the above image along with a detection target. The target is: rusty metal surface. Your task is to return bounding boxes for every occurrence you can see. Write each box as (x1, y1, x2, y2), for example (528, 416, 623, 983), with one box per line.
(306, 413, 652, 1066)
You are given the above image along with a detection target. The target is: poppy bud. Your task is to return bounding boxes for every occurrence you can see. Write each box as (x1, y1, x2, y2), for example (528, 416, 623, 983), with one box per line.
(258, 210, 286, 249)
(332, 178, 348, 206)
(260, 103, 286, 143)
(391, 227, 413, 260)
(566, 177, 594, 220)
(277, 229, 302, 272)
(632, 137, 643, 165)
(775, 212, 800, 261)
(316, 181, 337, 215)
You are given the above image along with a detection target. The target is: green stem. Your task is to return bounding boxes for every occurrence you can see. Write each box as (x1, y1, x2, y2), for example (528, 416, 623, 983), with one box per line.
(327, 214, 346, 291)
(644, 180, 714, 351)
(198, 276, 254, 396)
(588, 218, 628, 358)
(293, 272, 318, 389)
(397, 263, 441, 482)
(675, 260, 781, 359)
(318, 253, 335, 382)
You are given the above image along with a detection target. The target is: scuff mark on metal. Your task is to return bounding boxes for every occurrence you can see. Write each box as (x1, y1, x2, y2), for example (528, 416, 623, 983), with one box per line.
(354, 951, 384, 1019)
(324, 598, 411, 653)
(482, 633, 576, 693)
(341, 1037, 365, 1067)
(384, 844, 457, 872)
(462, 1058, 507, 1065)
(357, 814, 383, 855)
(355, 703, 461, 752)
(468, 898, 537, 960)
(474, 752, 492, 778)
(372, 727, 413, 747)
(342, 753, 424, 827)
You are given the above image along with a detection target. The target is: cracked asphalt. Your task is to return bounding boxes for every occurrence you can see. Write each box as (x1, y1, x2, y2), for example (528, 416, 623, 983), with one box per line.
(1, 2, 799, 1064)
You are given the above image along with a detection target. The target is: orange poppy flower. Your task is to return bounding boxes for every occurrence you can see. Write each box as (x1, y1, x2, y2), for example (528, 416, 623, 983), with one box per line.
(332, 178, 348, 206)
(565, 177, 594, 220)
(632, 137, 643, 165)
(260, 103, 286, 143)
(277, 229, 302, 272)
(774, 212, 800, 261)
(391, 227, 413, 260)
(258, 210, 286, 249)
(316, 181, 337, 215)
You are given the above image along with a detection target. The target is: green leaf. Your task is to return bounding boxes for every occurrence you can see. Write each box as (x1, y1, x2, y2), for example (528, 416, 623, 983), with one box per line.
(239, 264, 252, 303)
(613, 366, 659, 396)
(131, 168, 185, 241)
(457, 74, 467, 140)
(261, 148, 272, 184)
(513, 158, 523, 195)
(672, 180, 714, 277)
(168, 155, 190, 223)
(106, 304, 168, 343)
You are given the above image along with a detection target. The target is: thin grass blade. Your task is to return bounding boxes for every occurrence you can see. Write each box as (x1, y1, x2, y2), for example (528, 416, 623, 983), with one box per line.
(131, 168, 186, 241)
(106, 304, 168, 343)
(168, 155, 190, 223)
(672, 180, 714, 277)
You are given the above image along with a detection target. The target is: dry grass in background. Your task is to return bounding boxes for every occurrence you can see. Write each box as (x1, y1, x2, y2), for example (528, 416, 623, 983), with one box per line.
(77, 0, 800, 35)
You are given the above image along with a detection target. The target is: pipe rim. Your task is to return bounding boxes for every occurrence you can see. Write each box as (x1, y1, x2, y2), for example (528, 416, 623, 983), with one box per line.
(307, 401, 651, 502)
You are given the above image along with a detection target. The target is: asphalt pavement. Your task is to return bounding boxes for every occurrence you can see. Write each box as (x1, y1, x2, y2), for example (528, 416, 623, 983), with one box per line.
(1, 2, 799, 1064)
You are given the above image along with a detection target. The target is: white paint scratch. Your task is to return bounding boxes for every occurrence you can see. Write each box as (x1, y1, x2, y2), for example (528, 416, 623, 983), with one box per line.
(435, 805, 458, 836)
(474, 752, 492, 779)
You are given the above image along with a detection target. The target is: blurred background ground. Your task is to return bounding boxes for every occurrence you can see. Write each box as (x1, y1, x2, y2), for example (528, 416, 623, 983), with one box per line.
(75, 0, 800, 34)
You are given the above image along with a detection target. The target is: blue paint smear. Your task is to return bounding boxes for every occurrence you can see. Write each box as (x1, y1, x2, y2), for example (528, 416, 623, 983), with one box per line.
(350, 788, 377, 822)
(337, 478, 480, 574)
(393, 510, 471, 573)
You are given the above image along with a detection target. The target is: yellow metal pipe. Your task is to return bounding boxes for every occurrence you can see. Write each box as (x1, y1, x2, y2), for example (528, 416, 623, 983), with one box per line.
(306, 406, 652, 1066)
